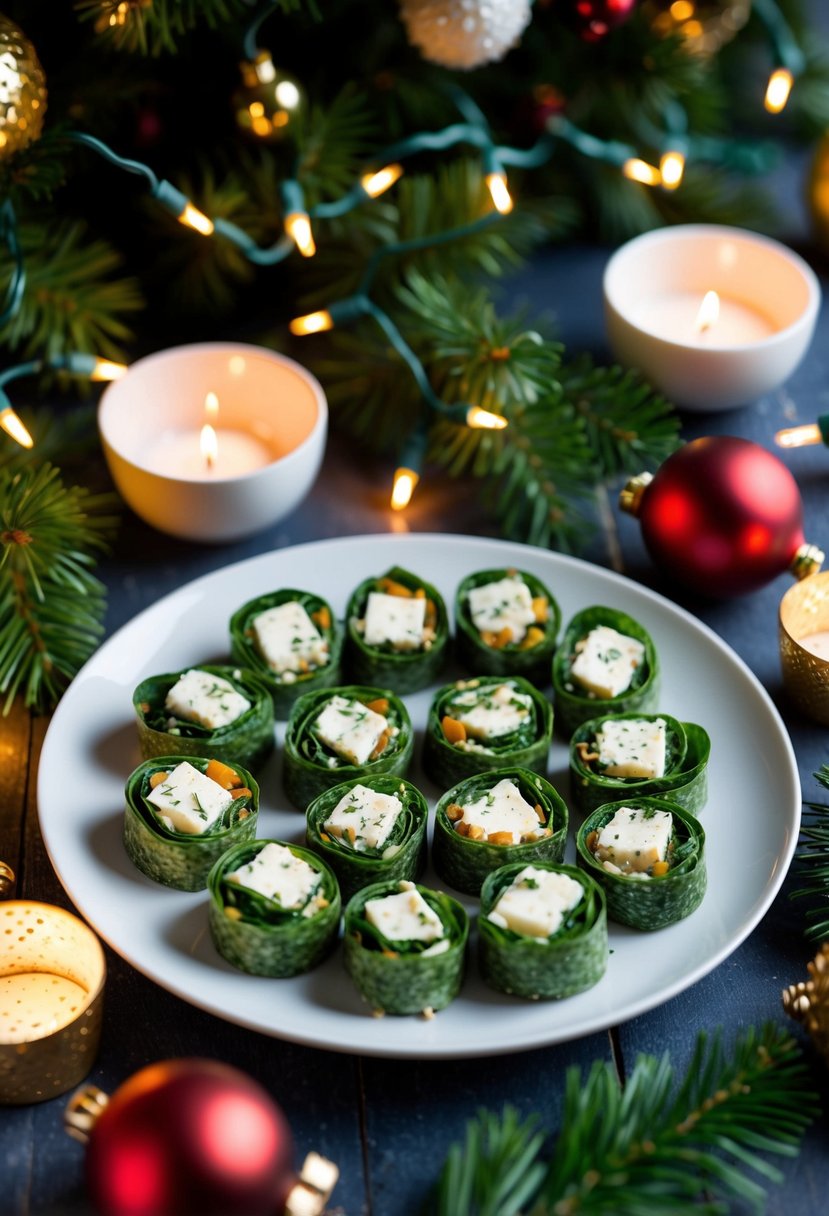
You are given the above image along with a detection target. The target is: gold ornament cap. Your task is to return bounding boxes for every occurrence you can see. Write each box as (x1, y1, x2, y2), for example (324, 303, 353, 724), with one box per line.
(619, 472, 653, 517)
(791, 542, 825, 581)
(0, 15, 47, 159)
(65, 1084, 110, 1143)
(0, 861, 14, 896)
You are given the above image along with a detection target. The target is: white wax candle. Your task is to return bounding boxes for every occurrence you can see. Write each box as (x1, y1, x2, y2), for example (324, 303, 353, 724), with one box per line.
(635, 293, 776, 347)
(799, 630, 829, 660)
(0, 972, 89, 1044)
(145, 429, 274, 480)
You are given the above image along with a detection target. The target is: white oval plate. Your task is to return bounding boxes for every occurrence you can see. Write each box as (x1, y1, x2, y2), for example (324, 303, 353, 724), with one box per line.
(38, 534, 800, 1059)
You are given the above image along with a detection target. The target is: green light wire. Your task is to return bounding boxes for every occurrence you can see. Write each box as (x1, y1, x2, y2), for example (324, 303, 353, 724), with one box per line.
(0, 200, 25, 330)
(752, 0, 807, 74)
(69, 132, 160, 190)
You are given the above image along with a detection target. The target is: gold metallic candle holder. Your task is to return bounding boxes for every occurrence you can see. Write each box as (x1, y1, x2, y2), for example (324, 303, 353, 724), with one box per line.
(0, 901, 106, 1105)
(779, 572, 829, 725)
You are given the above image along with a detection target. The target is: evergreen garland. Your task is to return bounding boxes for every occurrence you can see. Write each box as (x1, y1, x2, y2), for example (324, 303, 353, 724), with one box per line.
(791, 765, 829, 939)
(431, 1024, 817, 1216)
(0, 462, 116, 713)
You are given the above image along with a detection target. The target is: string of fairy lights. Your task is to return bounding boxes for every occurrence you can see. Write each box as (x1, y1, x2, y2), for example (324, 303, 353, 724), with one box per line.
(0, 0, 812, 510)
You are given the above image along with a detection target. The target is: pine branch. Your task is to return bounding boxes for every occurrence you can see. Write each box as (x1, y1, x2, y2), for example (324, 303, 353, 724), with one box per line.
(0, 464, 117, 714)
(0, 219, 143, 363)
(74, 0, 259, 56)
(430, 1025, 817, 1216)
(559, 357, 681, 480)
(790, 766, 829, 939)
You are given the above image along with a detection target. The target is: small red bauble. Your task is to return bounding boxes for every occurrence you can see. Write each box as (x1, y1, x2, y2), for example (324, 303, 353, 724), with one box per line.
(560, 0, 638, 41)
(85, 1059, 294, 1216)
(622, 436, 813, 597)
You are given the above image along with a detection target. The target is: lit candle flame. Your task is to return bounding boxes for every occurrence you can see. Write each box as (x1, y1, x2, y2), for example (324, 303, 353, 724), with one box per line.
(0, 406, 33, 449)
(467, 406, 508, 430)
(765, 68, 793, 115)
(695, 290, 720, 334)
(391, 467, 419, 511)
(205, 391, 219, 419)
(201, 423, 218, 470)
(775, 423, 822, 448)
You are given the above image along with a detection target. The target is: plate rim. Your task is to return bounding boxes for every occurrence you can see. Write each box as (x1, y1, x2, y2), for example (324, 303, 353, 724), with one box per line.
(37, 532, 801, 1058)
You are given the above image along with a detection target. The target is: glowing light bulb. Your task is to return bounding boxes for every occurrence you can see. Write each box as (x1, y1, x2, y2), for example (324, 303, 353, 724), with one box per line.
(623, 159, 662, 187)
(486, 171, 513, 215)
(467, 406, 508, 430)
(765, 68, 793, 114)
(290, 310, 334, 336)
(178, 203, 214, 236)
(90, 359, 128, 382)
(775, 423, 823, 448)
(695, 290, 720, 334)
(285, 212, 316, 257)
(361, 165, 403, 198)
(391, 467, 419, 511)
(0, 406, 33, 448)
(659, 150, 685, 190)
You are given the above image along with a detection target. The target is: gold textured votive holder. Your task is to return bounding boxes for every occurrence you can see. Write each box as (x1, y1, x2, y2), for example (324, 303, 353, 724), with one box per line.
(0, 901, 106, 1105)
(780, 572, 829, 725)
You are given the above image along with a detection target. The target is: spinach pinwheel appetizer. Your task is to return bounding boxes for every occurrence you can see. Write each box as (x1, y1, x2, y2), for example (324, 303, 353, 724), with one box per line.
(305, 776, 428, 902)
(283, 685, 414, 811)
(552, 606, 660, 737)
(432, 767, 567, 896)
(207, 840, 341, 977)
(478, 862, 608, 1000)
(423, 676, 552, 788)
(133, 665, 274, 770)
(570, 712, 711, 816)
(576, 797, 706, 931)
(229, 589, 343, 718)
(455, 568, 560, 683)
(123, 756, 259, 891)
(343, 879, 468, 1016)
(345, 566, 449, 694)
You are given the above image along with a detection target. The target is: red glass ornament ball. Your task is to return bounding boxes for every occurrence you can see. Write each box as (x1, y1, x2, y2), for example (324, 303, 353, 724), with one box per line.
(86, 1059, 295, 1216)
(567, 0, 638, 41)
(637, 436, 804, 597)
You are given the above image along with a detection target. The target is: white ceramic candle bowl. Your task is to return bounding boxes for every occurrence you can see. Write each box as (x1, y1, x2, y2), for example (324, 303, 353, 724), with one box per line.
(99, 343, 328, 542)
(604, 224, 821, 412)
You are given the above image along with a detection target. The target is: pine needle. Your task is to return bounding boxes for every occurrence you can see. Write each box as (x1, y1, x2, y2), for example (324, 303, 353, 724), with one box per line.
(790, 765, 829, 939)
(0, 464, 116, 714)
(429, 1025, 817, 1216)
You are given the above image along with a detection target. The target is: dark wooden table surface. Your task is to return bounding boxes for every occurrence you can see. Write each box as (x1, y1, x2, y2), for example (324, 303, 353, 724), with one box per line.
(4, 240, 829, 1216)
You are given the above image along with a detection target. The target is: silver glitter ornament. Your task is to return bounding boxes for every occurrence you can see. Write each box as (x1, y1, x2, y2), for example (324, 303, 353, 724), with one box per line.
(399, 0, 532, 70)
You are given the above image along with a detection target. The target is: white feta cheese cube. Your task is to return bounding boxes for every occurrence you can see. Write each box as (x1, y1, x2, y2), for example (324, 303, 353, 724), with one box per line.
(226, 842, 322, 914)
(489, 865, 583, 938)
(363, 592, 426, 651)
(570, 625, 645, 699)
(252, 601, 329, 675)
(467, 576, 536, 643)
(451, 682, 533, 740)
(459, 778, 539, 844)
(596, 718, 666, 779)
(164, 669, 251, 730)
(314, 695, 389, 766)
(324, 783, 403, 851)
(595, 805, 673, 875)
(147, 761, 233, 835)
(365, 885, 444, 944)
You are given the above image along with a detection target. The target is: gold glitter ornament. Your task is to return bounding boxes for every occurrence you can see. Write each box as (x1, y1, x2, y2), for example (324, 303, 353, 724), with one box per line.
(783, 943, 829, 1066)
(0, 13, 47, 158)
(643, 0, 751, 56)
